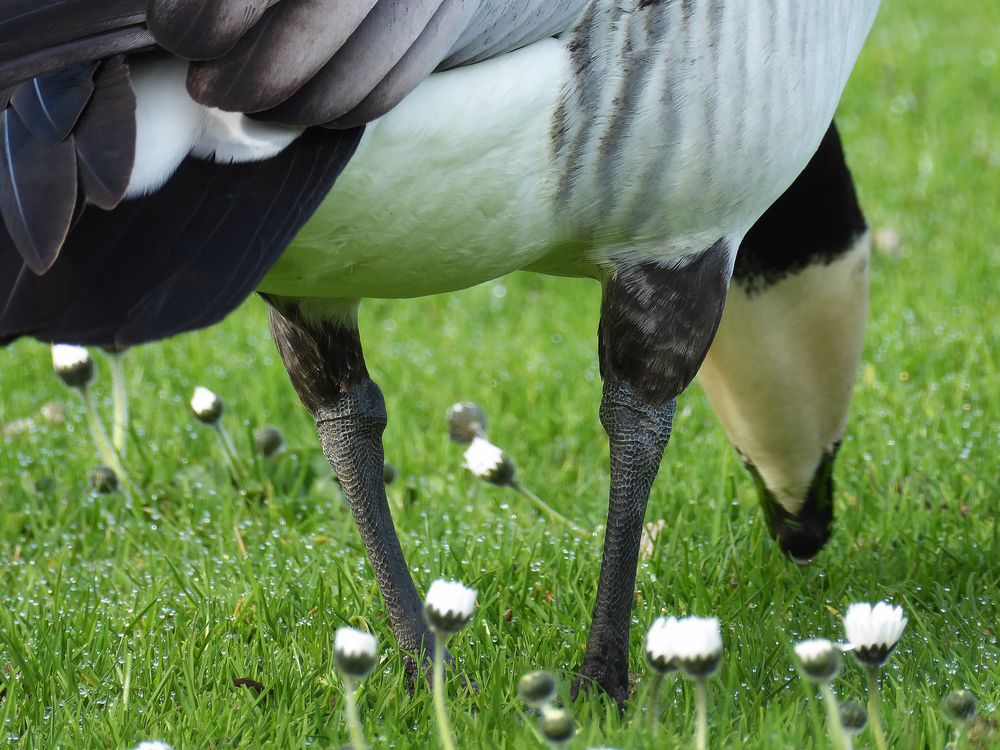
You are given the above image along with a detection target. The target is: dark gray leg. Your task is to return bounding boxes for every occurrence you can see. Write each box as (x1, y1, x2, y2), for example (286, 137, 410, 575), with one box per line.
(266, 302, 432, 669)
(574, 241, 734, 706)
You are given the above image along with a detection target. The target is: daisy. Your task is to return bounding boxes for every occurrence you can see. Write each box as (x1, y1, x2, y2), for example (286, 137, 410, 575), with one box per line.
(843, 601, 907, 667)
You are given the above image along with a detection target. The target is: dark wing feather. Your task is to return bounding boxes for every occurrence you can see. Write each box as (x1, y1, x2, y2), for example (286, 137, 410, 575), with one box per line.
(74, 58, 136, 210)
(0, 128, 362, 347)
(147, 0, 275, 60)
(9, 62, 97, 142)
(0, 1, 146, 60)
(259, 0, 448, 126)
(329, 0, 476, 128)
(0, 107, 78, 273)
(185, 0, 380, 113)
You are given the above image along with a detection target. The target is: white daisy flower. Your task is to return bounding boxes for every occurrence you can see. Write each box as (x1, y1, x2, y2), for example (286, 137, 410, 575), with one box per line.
(131, 742, 172, 750)
(190, 385, 223, 424)
(334, 626, 378, 679)
(51, 344, 94, 388)
(424, 579, 477, 634)
(462, 436, 515, 485)
(843, 601, 907, 667)
(795, 638, 843, 682)
(645, 616, 679, 674)
(670, 616, 723, 678)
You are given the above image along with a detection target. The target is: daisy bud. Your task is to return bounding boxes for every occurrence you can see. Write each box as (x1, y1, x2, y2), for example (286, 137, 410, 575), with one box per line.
(446, 402, 488, 443)
(334, 627, 378, 680)
(645, 616, 679, 674)
(539, 705, 576, 746)
(839, 699, 868, 736)
(463, 436, 516, 486)
(424, 579, 477, 634)
(843, 601, 907, 667)
(795, 639, 843, 683)
(253, 426, 284, 457)
(52, 344, 94, 388)
(942, 690, 977, 725)
(90, 465, 118, 493)
(383, 461, 397, 485)
(671, 616, 723, 679)
(190, 386, 223, 424)
(518, 670, 558, 708)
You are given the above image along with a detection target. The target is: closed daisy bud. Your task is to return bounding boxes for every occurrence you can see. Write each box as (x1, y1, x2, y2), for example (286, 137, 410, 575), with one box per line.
(795, 638, 842, 682)
(518, 670, 558, 708)
(254, 425, 284, 457)
(843, 602, 907, 667)
(463, 436, 516, 486)
(942, 690, 977, 725)
(424, 579, 477, 634)
(90, 465, 118, 493)
(671, 616, 723, 679)
(190, 386, 223, 424)
(446, 402, 488, 443)
(839, 699, 868, 736)
(539, 705, 576, 746)
(334, 627, 378, 680)
(52, 344, 94, 388)
(645, 616, 678, 674)
(383, 461, 397, 485)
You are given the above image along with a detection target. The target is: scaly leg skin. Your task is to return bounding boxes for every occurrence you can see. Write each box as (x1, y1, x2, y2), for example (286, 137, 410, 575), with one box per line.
(573, 240, 735, 707)
(699, 123, 869, 562)
(266, 299, 433, 678)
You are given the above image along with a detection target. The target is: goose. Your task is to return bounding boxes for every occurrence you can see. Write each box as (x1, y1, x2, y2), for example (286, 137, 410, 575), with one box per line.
(0, 1, 880, 703)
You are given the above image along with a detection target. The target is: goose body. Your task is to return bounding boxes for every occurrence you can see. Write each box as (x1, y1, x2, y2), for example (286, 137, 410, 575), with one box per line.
(1, 0, 880, 704)
(120, 2, 881, 302)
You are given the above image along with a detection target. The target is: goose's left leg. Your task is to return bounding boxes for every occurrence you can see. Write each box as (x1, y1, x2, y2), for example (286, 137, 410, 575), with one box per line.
(574, 239, 735, 706)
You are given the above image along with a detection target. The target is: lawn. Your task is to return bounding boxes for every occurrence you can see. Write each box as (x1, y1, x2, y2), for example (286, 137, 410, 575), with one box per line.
(1, 1, 998, 748)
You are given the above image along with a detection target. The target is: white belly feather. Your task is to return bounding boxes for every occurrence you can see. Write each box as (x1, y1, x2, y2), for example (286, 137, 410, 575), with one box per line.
(260, 40, 571, 300)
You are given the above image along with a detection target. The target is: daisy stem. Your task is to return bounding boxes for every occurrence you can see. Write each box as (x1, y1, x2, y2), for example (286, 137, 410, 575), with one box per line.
(647, 671, 664, 738)
(694, 677, 709, 750)
(511, 481, 590, 538)
(866, 667, 888, 750)
(79, 385, 130, 487)
(107, 350, 129, 456)
(214, 421, 247, 485)
(433, 631, 457, 750)
(820, 683, 850, 750)
(340, 675, 369, 750)
(954, 724, 970, 750)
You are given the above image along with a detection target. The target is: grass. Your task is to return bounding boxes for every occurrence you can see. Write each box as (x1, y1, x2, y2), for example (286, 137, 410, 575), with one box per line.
(1, 1, 998, 747)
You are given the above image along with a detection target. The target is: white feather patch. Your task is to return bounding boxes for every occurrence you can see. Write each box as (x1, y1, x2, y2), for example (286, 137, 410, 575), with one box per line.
(125, 57, 303, 198)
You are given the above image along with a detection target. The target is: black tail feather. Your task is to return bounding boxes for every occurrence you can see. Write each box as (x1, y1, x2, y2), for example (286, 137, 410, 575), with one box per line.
(0, 127, 363, 347)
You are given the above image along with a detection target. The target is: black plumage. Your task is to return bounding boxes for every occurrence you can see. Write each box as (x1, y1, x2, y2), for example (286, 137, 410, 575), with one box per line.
(147, 0, 275, 60)
(0, 127, 362, 346)
(9, 62, 97, 142)
(0, 106, 78, 273)
(74, 58, 136, 210)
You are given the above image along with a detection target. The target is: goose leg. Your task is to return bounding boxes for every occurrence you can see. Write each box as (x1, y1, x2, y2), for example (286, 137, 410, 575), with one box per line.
(266, 301, 432, 671)
(574, 240, 735, 706)
(699, 124, 869, 561)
